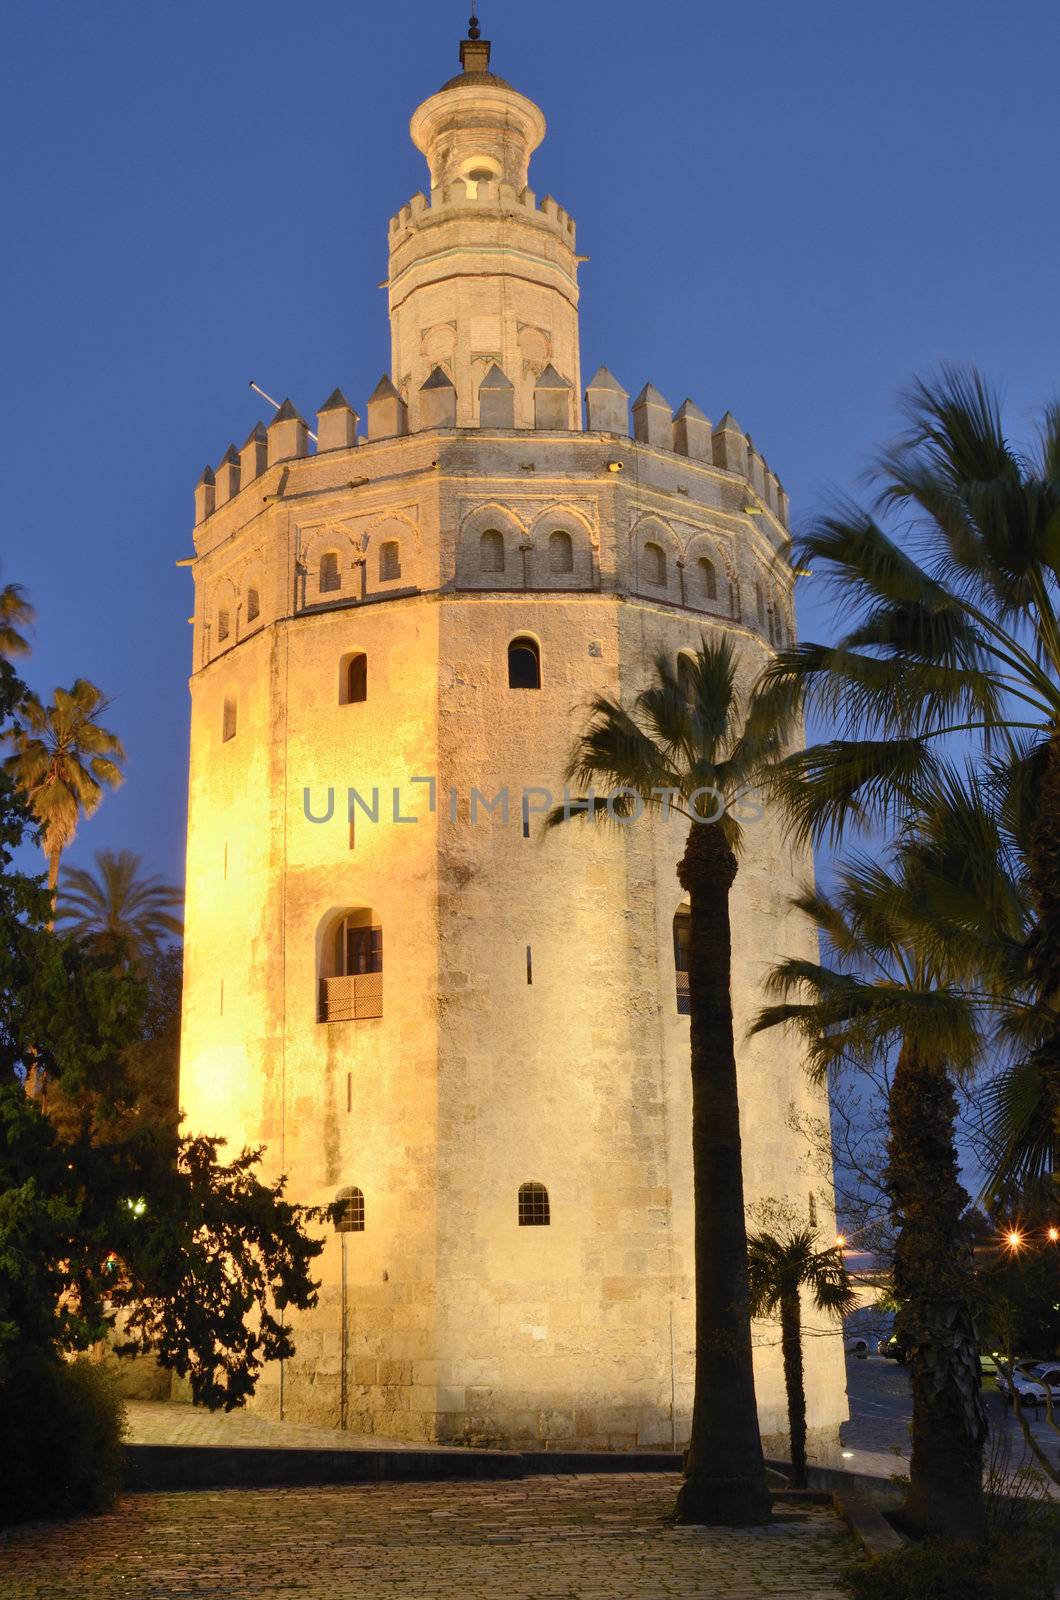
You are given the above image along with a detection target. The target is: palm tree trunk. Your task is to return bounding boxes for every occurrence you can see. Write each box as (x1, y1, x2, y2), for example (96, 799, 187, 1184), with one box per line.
(24, 847, 62, 1100)
(780, 1290, 807, 1488)
(674, 821, 772, 1526)
(888, 1043, 987, 1542)
(1028, 726, 1060, 1153)
(47, 846, 60, 904)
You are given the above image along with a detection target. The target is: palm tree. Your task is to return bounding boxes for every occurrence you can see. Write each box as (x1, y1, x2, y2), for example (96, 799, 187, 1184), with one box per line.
(549, 636, 791, 1526)
(746, 1224, 856, 1488)
(3, 680, 125, 894)
(752, 368, 1060, 1142)
(56, 849, 183, 968)
(0, 582, 33, 659)
(752, 842, 992, 1541)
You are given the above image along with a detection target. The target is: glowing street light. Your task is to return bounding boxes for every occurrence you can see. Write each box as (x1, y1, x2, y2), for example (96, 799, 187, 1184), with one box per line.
(1005, 1229, 1023, 1251)
(835, 1233, 847, 1249)
(1048, 1226, 1059, 1243)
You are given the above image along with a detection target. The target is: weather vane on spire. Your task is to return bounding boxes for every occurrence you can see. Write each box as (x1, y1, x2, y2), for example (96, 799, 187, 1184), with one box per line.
(468, 3, 480, 42)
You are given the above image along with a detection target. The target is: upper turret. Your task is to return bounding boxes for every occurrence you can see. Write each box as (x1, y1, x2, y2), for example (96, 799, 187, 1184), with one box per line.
(387, 15, 581, 431)
(410, 23, 546, 191)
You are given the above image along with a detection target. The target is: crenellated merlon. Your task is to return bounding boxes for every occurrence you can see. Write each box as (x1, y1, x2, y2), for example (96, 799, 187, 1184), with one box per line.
(194, 369, 788, 532)
(388, 181, 576, 245)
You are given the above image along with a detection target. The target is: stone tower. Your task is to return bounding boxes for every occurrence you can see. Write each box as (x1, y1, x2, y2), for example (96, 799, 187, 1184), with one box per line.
(179, 18, 848, 1456)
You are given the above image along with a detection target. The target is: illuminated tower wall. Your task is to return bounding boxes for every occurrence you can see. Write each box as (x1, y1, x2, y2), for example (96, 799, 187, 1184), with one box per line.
(179, 26, 848, 1456)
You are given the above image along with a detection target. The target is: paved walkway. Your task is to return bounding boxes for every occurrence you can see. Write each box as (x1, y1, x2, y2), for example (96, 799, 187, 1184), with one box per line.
(0, 1476, 855, 1599)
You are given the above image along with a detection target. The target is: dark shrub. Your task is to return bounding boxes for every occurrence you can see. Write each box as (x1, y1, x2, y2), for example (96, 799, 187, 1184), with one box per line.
(0, 1356, 126, 1525)
(845, 1534, 1055, 1600)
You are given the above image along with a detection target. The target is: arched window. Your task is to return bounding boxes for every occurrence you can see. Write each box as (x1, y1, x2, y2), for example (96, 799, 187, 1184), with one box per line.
(644, 541, 666, 587)
(217, 608, 230, 643)
(320, 550, 341, 594)
(767, 604, 778, 647)
(246, 587, 260, 623)
(340, 652, 367, 705)
(480, 529, 505, 573)
(334, 1186, 365, 1233)
(673, 907, 690, 1015)
(518, 1182, 550, 1226)
(379, 540, 401, 582)
(548, 529, 574, 574)
(222, 693, 237, 743)
(508, 635, 541, 690)
(698, 557, 717, 601)
(319, 909, 382, 1022)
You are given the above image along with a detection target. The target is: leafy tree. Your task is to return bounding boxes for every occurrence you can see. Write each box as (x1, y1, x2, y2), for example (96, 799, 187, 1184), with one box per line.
(971, 1182, 1060, 1361)
(56, 849, 183, 966)
(746, 1222, 856, 1488)
(0, 654, 325, 1519)
(3, 678, 125, 893)
(753, 369, 1060, 1155)
(549, 636, 790, 1526)
(752, 842, 990, 1540)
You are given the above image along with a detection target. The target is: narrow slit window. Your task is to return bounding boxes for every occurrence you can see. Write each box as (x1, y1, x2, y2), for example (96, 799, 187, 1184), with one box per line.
(334, 1186, 365, 1233)
(217, 608, 230, 643)
(698, 557, 717, 601)
(222, 693, 237, 742)
(673, 908, 691, 1015)
(342, 652, 368, 704)
(246, 587, 260, 623)
(677, 653, 696, 707)
(508, 636, 541, 690)
(518, 1182, 550, 1227)
(526, 945, 533, 984)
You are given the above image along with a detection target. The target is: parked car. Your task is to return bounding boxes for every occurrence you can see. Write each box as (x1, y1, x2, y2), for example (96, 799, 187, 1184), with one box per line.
(845, 1335, 869, 1358)
(996, 1361, 1060, 1404)
(877, 1334, 907, 1362)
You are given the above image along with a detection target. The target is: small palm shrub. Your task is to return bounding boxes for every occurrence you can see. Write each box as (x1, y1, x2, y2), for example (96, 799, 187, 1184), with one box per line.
(0, 1356, 126, 1525)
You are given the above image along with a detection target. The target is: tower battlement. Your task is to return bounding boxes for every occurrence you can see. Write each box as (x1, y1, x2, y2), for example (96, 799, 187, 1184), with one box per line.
(194, 377, 788, 533)
(388, 183, 576, 246)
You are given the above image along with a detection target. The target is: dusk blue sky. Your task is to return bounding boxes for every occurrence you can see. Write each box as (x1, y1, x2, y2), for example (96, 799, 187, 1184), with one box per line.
(4, 0, 1058, 888)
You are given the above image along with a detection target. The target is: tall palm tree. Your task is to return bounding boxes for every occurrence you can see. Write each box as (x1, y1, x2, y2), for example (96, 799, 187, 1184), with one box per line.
(549, 636, 791, 1526)
(752, 369, 1060, 1142)
(3, 680, 125, 894)
(56, 849, 183, 967)
(745, 1224, 856, 1488)
(0, 583, 34, 659)
(752, 844, 991, 1541)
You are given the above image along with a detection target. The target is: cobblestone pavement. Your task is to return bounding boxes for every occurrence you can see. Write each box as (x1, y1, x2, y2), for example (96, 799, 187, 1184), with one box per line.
(124, 1400, 427, 1452)
(0, 1475, 856, 1600)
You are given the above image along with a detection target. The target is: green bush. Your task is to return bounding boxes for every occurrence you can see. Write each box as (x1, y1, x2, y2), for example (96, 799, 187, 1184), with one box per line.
(0, 1356, 126, 1525)
(844, 1534, 1055, 1600)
